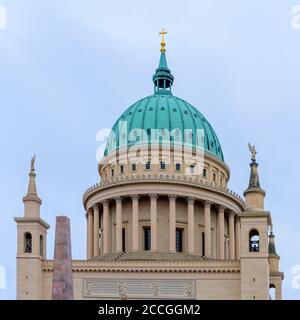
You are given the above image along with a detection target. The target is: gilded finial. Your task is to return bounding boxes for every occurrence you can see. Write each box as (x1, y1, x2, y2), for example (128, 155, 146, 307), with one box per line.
(159, 28, 167, 53)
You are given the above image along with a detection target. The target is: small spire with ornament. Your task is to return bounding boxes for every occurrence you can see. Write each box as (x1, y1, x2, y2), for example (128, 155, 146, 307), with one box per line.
(243, 144, 266, 210)
(153, 28, 174, 94)
(159, 28, 167, 53)
(23, 155, 42, 217)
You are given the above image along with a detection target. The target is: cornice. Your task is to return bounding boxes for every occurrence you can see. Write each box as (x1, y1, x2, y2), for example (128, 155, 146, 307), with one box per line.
(42, 259, 240, 274)
(83, 175, 245, 210)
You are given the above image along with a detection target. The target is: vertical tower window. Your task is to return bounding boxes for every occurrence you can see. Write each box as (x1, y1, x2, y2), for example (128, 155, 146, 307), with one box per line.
(160, 161, 166, 170)
(249, 229, 260, 252)
(111, 169, 114, 177)
(39, 235, 43, 256)
(144, 227, 151, 251)
(175, 163, 181, 171)
(24, 232, 32, 253)
(190, 165, 195, 174)
(132, 163, 137, 172)
(176, 228, 183, 252)
(120, 165, 124, 174)
(203, 168, 207, 178)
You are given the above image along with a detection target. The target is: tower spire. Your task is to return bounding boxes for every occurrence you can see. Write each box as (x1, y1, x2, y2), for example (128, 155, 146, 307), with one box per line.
(153, 29, 174, 95)
(243, 144, 266, 210)
(23, 155, 42, 217)
(268, 224, 278, 255)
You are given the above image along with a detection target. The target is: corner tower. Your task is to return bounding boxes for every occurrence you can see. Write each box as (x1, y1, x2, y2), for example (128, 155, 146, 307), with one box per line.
(240, 144, 270, 299)
(14, 156, 49, 300)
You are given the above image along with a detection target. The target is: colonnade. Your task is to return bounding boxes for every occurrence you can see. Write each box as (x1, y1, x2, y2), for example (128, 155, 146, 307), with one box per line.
(86, 194, 241, 260)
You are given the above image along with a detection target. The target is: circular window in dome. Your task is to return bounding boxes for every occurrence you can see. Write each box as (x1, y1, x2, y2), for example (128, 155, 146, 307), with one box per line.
(149, 107, 153, 111)
(161, 106, 165, 111)
(184, 110, 188, 115)
(129, 112, 133, 116)
(194, 114, 198, 118)
(173, 108, 177, 112)
(138, 109, 142, 112)
(210, 141, 215, 148)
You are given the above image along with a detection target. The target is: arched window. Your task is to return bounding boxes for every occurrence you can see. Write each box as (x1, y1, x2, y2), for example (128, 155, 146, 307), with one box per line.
(249, 229, 260, 252)
(39, 235, 43, 256)
(24, 232, 32, 253)
(269, 284, 276, 300)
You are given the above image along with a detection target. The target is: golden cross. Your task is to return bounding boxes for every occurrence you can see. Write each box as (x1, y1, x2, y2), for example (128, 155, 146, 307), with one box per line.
(159, 28, 167, 52)
(159, 28, 167, 43)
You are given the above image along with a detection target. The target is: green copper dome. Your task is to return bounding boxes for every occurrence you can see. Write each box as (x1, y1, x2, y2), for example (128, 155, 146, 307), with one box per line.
(104, 50, 224, 162)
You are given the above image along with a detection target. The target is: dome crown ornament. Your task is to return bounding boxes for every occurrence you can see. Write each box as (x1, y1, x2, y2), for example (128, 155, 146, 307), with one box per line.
(153, 29, 174, 95)
(159, 28, 167, 53)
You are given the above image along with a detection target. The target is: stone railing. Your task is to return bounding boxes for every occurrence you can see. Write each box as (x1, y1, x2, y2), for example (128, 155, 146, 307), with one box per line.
(83, 174, 245, 208)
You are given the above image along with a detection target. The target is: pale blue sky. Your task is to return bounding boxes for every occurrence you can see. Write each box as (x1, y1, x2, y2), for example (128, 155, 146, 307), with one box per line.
(0, 0, 300, 299)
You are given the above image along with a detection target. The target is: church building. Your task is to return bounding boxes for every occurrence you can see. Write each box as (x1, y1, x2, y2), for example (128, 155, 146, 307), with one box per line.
(15, 32, 284, 300)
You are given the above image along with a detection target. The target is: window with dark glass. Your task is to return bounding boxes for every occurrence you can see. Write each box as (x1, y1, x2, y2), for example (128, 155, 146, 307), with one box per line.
(175, 163, 181, 171)
(111, 169, 114, 177)
(120, 165, 124, 174)
(176, 228, 183, 252)
(201, 232, 205, 256)
(160, 161, 166, 170)
(213, 173, 216, 181)
(145, 161, 151, 170)
(132, 163, 137, 171)
(190, 165, 195, 174)
(144, 227, 151, 251)
(39, 235, 43, 256)
(122, 228, 126, 253)
(203, 168, 207, 177)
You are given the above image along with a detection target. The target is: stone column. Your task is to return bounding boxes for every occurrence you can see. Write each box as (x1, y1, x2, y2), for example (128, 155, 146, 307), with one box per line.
(131, 195, 140, 252)
(169, 195, 177, 252)
(187, 197, 195, 255)
(52, 216, 73, 300)
(204, 201, 212, 258)
(87, 208, 93, 259)
(229, 211, 235, 260)
(102, 200, 109, 255)
(150, 194, 158, 252)
(115, 197, 123, 253)
(93, 204, 100, 257)
(218, 205, 225, 260)
(235, 216, 240, 260)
